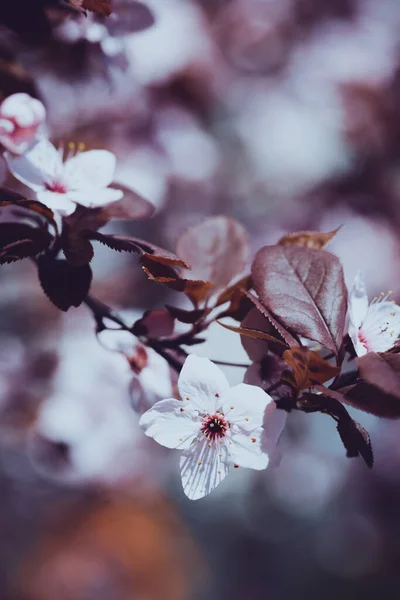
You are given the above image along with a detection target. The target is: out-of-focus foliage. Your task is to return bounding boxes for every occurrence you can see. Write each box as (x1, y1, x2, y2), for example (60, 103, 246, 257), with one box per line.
(2, 0, 400, 598)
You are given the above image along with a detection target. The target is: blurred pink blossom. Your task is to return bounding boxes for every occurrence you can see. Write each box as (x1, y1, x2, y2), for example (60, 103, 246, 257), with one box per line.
(0, 93, 46, 155)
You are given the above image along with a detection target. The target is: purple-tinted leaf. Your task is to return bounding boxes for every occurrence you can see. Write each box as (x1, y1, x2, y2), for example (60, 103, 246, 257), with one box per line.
(341, 380, 400, 418)
(357, 352, 400, 397)
(0, 223, 51, 263)
(176, 216, 250, 299)
(90, 232, 189, 268)
(241, 306, 286, 361)
(38, 257, 92, 312)
(244, 290, 298, 347)
(133, 309, 174, 338)
(165, 305, 206, 324)
(337, 416, 374, 467)
(252, 245, 347, 356)
(218, 321, 287, 348)
(0, 188, 54, 222)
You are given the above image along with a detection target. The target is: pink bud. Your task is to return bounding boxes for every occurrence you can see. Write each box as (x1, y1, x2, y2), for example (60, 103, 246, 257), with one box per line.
(0, 93, 46, 154)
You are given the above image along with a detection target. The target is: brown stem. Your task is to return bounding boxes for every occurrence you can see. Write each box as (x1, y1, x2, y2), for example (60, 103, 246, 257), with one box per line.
(84, 295, 184, 373)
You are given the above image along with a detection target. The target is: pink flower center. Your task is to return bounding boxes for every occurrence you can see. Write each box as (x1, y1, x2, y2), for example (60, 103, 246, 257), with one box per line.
(201, 413, 229, 441)
(45, 179, 67, 194)
(357, 328, 370, 351)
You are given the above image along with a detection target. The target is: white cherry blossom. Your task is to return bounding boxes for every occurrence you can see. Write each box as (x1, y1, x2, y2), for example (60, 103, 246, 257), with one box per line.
(348, 271, 400, 356)
(0, 93, 46, 154)
(5, 139, 122, 216)
(98, 327, 173, 414)
(139, 354, 282, 500)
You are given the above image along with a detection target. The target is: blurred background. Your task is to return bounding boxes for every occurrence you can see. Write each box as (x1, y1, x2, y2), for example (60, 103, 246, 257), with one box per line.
(1, 0, 400, 598)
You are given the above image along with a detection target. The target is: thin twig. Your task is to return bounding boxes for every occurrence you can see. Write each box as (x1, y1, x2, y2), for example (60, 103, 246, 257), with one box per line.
(84, 295, 184, 373)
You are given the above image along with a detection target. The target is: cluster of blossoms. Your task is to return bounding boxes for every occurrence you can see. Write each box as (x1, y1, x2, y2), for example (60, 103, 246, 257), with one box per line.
(0, 93, 122, 216)
(1, 91, 400, 500)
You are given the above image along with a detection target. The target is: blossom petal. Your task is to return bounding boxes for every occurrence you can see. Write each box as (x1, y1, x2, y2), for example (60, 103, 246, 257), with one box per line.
(5, 139, 62, 190)
(65, 150, 117, 191)
(229, 427, 269, 470)
(139, 399, 199, 449)
(68, 187, 123, 208)
(37, 191, 76, 216)
(178, 355, 230, 414)
(221, 383, 272, 431)
(348, 271, 368, 329)
(261, 401, 287, 466)
(360, 301, 400, 354)
(179, 438, 229, 500)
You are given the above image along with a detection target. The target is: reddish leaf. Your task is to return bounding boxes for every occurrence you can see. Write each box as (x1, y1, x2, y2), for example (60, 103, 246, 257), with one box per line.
(0, 188, 54, 223)
(218, 321, 288, 348)
(283, 347, 340, 391)
(176, 216, 250, 300)
(356, 352, 400, 397)
(244, 291, 298, 347)
(81, 0, 112, 16)
(336, 416, 374, 467)
(0, 223, 52, 263)
(133, 309, 174, 338)
(165, 305, 206, 324)
(216, 275, 252, 307)
(252, 245, 347, 356)
(38, 257, 92, 312)
(278, 228, 340, 249)
(340, 380, 400, 418)
(90, 232, 190, 268)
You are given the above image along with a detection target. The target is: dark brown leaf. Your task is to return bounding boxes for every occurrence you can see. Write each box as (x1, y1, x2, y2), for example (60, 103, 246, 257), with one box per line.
(0, 223, 52, 263)
(278, 227, 340, 249)
(340, 379, 400, 418)
(0, 188, 55, 222)
(299, 391, 373, 468)
(38, 257, 92, 312)
(90, 232, 190, 268)
(283, 347, 340, 391)
(216, 275, 252, 306)
(252, 245, 347, 356)
(61, 222, 94, 267)
(165, 306, 206, 324)
(133, 309, 174, 338)
(337, 416, 374, 467)
(176, 216, 250, 300)
(218, 321, 288, 348)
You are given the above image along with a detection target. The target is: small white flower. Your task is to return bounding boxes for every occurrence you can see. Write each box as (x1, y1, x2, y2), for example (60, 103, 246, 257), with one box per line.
(139, 354, 280, 500)
(348, 271, 400, 356)
(98, 328, 173, 414)
(0, 93, 46, 154)
(5, 139, 123, 216)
